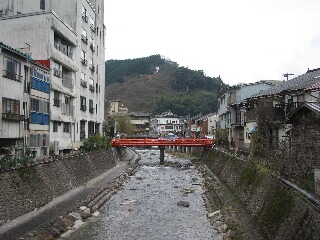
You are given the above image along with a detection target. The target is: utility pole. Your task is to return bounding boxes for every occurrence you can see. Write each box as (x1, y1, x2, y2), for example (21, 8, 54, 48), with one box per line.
(283, 73, 294, 81)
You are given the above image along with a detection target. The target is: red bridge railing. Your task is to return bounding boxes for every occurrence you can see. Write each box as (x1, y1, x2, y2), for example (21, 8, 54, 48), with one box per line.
(111, 138, 214, 148)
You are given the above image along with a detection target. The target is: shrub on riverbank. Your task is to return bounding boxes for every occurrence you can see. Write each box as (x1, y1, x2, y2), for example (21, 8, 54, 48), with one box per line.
(83, 134, 111, 152)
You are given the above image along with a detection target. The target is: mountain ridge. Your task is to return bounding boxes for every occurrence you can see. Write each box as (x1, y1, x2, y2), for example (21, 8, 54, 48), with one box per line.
(104, 55, 227, 116)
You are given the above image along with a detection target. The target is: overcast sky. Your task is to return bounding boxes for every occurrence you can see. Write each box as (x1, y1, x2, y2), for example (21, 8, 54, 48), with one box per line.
(104, 0, 320, 85)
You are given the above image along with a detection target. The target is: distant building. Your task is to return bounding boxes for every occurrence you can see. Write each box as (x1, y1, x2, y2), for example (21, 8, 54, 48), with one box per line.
(189, 113, 218, 138)
(128, 112, 150, 134)
(217, 80, 281, 149)
(150, 110, 185, 136)
(107, 100, 128, 116)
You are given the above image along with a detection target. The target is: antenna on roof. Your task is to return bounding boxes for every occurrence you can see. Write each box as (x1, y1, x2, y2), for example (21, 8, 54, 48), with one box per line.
(283, 73, 294, 81)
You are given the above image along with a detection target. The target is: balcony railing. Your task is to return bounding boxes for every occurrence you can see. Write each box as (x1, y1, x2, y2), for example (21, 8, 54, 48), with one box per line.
(2, 113, 24, 121)
(3, 69, 22, 82)
(54, 41, 73, 58)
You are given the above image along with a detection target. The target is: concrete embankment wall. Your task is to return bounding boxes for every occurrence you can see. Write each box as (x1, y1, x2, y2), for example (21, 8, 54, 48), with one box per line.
(204, 150, 320, 240)
(0, 148, 119, 225)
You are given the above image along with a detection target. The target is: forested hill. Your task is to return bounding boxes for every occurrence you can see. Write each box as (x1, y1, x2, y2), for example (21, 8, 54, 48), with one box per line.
(105, 54, 227, 116)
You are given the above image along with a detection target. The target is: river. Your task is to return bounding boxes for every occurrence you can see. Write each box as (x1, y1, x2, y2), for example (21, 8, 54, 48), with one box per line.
(62, 149, 220, 239)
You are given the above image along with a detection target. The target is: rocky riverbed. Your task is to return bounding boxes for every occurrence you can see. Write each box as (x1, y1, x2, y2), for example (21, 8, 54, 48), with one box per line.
(19, 148, 247, 240)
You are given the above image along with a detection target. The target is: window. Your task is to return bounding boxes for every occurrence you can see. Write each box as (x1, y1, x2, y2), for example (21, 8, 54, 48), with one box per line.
(82, 5, 87, 21)
(81, 72, 85, 81)
(81, 28, 87, 43)
(53, 121, 58, 132)
(40, 0, 45, 10)
(2, 98, 19, 114)
(63, 123, 70, 133)
(4, 56, 21, 81)
(89, 99, 94, 113)
(53, 91, 60, 107)
(90, 37, 95, 51)
(90, 16, 95, 30)
(31, 99, 40, 112)
(81, 50, 87, 65)
(53, 62, 61, 78)
(80, 96, 86, 111)
(65, 95, 70, 105)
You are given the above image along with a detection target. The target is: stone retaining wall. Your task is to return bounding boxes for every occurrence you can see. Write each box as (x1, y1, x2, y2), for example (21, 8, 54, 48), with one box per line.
(0, 148, 118, 225)
(204, 150, 320, 240)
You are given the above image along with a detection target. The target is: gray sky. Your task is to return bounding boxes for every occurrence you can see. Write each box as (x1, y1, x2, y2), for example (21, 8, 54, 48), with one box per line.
(104, 0, 320, 85)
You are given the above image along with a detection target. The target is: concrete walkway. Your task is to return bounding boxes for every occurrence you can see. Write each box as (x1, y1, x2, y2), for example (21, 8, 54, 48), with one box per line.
(0, 148, 138, 240)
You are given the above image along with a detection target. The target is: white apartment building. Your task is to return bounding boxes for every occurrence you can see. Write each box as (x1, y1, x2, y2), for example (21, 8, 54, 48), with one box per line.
(0, 0, 105, 154)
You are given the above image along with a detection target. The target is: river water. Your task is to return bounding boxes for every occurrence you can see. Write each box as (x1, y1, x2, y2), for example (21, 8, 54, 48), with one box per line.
(62, 149, 219, 239)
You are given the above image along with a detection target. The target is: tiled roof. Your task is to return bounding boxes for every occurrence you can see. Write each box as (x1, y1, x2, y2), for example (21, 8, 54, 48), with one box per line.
(287, 102, 320, 119)
(305, 81, 320, 91)
(0, 42, 33, 60)
(248, 69, 320, 99)
(129, 112, 150, 117)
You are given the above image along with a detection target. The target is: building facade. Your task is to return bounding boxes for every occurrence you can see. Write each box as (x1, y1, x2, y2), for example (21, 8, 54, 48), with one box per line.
(0, 42, 50, 158)
(0, 0, 105, 155)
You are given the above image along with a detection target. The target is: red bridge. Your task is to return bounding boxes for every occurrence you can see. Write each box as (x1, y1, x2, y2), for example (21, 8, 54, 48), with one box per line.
(111, 138, 214, 148)
(111, 138, 214, 165)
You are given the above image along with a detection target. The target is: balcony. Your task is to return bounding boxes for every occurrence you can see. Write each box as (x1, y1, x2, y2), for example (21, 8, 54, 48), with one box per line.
(62, 75, 74, 89)
(89, 65, 95, 72)
(89, 84, 95, 92)
(54, 41, 73, 58)
(62, 103, 74, 116)
(82, 14, 88, 22)
(81, 35, 88, 44)
(81, 58, 88, 66)
(80, 80, 87, 88)
(2, 113, 24, 121)
(90, 24, 95, 32)
(3, 69, 22, 82)
(90, 43, 95, 51)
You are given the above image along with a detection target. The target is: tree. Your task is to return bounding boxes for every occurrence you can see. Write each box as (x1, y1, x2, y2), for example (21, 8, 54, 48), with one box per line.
(114, 114, 135, 135)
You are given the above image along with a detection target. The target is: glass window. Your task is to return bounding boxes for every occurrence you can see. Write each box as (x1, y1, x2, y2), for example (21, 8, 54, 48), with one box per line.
(53, 121, 58, 132)
(4, 56, 21, 81)
(40, 0, 45, 10)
